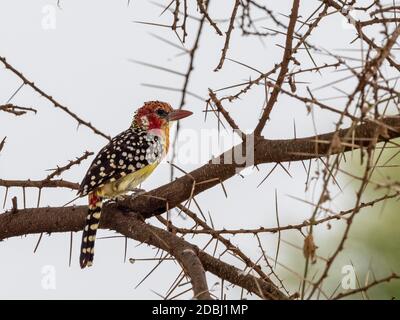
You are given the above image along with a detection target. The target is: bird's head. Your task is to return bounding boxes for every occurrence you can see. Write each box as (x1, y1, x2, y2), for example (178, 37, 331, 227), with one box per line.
(132, 101, 192, 131)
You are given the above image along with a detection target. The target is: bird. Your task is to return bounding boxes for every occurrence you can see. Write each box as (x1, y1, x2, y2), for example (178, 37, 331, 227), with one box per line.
(77, 101, 193, 268)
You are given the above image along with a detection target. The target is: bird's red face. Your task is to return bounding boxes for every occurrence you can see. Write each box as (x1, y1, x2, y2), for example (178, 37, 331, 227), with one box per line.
(133, 101, 193, 130)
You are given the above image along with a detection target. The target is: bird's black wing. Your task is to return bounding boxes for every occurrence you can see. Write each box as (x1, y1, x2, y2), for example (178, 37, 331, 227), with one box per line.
(78, 128, 163, 196)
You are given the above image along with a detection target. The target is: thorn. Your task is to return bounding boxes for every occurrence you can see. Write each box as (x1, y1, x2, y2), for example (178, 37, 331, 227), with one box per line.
(11, 196, 18, 213)
(0, 136, 6, 153)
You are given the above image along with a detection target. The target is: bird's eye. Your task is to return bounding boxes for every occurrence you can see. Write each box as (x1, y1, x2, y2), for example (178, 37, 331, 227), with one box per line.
(155, 108, 168, 117)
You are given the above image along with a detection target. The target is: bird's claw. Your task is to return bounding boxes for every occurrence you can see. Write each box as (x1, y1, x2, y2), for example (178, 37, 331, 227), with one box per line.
(112, 188, 146, 202)
(114, 194, 130, 202)
(130, 188, 147, 198)
(111, 189, 146, 221)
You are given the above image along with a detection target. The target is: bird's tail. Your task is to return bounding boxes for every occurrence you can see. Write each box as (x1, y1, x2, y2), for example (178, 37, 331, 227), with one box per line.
(80, 192, 103, 268)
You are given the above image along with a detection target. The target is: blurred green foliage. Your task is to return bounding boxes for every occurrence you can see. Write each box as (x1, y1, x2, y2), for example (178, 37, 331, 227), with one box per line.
(341, 142, 400, 299)
(281, 142, 400, 299)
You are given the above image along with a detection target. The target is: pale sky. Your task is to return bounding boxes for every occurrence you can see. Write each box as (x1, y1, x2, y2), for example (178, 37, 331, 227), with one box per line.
(0, 0, 387, 299)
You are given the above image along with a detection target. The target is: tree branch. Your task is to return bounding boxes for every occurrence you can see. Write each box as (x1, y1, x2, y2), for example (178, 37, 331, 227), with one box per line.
(2, 116, 398, 221)
(0, 56, 111, 141)
(0, 179, 79, 190)
(112, 116, 400, 219)
(253, 0, 299, 135)
(1, 116, 398, 299)
(0, 103, 37, 116)
(179, 248, 211, 299)
(0, 205, 287, 300)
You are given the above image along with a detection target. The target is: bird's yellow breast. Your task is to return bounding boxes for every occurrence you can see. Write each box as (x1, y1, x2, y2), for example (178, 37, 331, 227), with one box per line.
(96, 161, 160, 198)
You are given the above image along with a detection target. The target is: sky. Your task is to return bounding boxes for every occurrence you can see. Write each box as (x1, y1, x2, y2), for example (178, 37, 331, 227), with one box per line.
(0, 0, 390, 299)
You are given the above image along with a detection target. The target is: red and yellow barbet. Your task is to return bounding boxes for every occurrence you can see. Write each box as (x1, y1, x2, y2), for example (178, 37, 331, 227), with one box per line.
(77, 101, 192, 268)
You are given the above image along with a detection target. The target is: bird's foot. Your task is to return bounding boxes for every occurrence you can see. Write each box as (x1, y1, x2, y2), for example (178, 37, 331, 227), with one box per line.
(111, 190, 146, 221)
(130, 188, 147, 198)
(114, 194, 130, 202)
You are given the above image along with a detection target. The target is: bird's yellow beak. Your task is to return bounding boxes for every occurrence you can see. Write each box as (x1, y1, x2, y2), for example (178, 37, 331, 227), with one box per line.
(168, 109, 193, 121)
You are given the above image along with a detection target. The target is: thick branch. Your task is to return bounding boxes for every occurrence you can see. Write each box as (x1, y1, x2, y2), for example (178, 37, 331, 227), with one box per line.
(117, 116, 400, 219)
(1, 117, 398, 299)
(0, 205, 286, 300)
(179, 248, 211, 299)
(1, 117, 398, 222)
